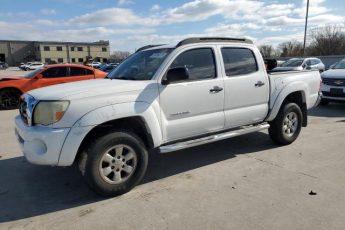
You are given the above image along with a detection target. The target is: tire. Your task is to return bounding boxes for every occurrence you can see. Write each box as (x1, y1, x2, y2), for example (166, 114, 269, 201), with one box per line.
(269, 103, 302, 145)
(80, 131, 148, 197)
(320, 99, 329, 106)
(0, 88, 21, 110)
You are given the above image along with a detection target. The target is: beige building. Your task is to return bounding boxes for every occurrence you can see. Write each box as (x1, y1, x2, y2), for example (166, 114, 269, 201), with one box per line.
(0, 40, 110, 66)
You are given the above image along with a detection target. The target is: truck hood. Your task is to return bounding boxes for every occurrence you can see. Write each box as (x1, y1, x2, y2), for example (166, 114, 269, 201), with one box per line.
(322, 69, 345, 78)
(27, 79, 156, 100)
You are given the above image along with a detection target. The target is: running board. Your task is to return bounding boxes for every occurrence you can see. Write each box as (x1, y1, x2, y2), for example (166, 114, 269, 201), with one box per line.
(159, 123, 270, 153)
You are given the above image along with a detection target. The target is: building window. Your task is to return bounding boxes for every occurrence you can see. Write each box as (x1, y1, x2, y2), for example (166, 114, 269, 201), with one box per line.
(71, 47, 75, 51)
(57, 58, 63, 63)
(77, 47, 83, 51)
(103, 58, 108, 63)
(44, 46, 50, 51)
(45, 58, 52, 63)
(71, 58, 76, 63)
(78, 58, 83, 62)
(102, 47, 107, 52)
(57, 46, 63, 51)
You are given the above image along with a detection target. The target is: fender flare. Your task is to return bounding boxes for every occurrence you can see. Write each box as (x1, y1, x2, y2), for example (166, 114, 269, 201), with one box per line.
(266, 81, 308, 122)
(57, 101, 162, 166)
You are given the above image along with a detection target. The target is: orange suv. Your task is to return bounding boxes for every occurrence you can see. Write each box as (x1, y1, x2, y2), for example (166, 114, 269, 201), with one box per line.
(0, 64, 107, 109)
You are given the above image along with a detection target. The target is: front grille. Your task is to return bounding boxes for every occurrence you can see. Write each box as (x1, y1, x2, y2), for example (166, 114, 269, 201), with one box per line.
(322, 78, 345, 86)
(19, 97, 28, 124)
(322, 91, 345, 98)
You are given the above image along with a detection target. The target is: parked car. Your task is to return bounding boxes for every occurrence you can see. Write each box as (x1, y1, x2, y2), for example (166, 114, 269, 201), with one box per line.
(328, 62, 338, 70)
(25, 62, 44, 71)
(15, 37, 321, 196)
(0, 62, 8, 69)
(19, 62, 31, 70)
(0, 64, 107, 109)
(99, 64, 117, 73)
(88, 62, 102, 68)
(273, 57, 325, 72)
(320, 58, 345, 105)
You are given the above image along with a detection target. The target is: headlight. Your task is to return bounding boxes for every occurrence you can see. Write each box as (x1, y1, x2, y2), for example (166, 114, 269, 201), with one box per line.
(33, 101, 69, 125)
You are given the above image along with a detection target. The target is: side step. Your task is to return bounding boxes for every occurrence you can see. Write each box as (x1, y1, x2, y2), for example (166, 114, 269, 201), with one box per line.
(159, 123, 270, 153)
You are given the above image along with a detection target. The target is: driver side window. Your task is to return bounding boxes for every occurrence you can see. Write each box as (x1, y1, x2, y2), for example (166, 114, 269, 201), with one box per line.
(170, 48, 216, 81)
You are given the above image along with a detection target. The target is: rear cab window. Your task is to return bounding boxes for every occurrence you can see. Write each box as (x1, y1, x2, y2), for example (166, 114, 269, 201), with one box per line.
(221, 47, 258, 77)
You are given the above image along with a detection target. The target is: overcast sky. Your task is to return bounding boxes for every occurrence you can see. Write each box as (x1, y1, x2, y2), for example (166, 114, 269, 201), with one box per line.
(0, 0, 344, 52)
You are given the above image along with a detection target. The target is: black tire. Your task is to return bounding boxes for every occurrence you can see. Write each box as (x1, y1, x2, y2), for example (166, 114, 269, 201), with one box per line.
(269, 103, 302, 145)
(80, 131, 148, 197)
(0, 88, 21, 110)
(320, 99, 329, 106)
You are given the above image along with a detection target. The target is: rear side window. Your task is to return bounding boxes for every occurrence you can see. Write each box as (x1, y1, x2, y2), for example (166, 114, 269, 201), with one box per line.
(221, 48, 258, 76)
(70, 67, 92, 76)
(170, 48, 216, 81)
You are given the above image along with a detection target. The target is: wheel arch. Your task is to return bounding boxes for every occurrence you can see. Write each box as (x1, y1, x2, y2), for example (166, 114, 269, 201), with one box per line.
(267, 85, 308, 127)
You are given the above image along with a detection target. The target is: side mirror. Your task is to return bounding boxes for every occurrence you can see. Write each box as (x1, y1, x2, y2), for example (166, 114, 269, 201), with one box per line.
(306, 66, 311, 70)
(302, 64, 307, 69)
(33, 74, 43, 79)
(162, 67, 189, 85)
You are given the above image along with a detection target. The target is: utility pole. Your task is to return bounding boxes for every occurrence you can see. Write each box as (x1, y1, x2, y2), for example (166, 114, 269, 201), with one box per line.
(303, 0, 310, 56)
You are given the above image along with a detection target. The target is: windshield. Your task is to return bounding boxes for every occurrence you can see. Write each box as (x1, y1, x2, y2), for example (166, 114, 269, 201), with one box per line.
(24, 67, 44, 78)
(107, 48, 173, 80)
(282, 59, 304, 67)
(333, 59, 345, 69)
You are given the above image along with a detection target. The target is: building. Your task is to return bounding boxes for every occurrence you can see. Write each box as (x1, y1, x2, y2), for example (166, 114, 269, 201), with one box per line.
(0, 40, 110, 66)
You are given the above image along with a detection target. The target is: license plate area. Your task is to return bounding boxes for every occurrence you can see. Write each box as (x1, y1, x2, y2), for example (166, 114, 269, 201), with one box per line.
(330, 88, 344, 96)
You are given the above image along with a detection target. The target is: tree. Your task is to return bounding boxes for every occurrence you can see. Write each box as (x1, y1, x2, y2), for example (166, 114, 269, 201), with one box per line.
(259, 45, 275, 58)
(307, 24, 345, 55)
(278, 40, 304, 57)
(110, 51, 131, 63)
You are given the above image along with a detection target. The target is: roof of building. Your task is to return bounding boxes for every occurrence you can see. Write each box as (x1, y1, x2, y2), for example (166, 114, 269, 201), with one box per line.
(0, 40, 109, 46)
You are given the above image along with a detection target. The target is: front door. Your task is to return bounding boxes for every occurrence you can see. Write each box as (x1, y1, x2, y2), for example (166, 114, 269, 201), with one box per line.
(159, 47, 225, 142)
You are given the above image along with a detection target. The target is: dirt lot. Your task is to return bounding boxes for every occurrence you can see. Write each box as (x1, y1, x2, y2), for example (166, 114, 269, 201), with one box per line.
(0, 89, 345, 229)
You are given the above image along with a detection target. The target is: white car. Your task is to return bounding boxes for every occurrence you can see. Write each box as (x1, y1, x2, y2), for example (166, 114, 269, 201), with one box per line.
(273, 58, 325, 72)
(88, 62, 102, 68)
(25, 62, 44, 71)
(15, 37, 322, 196)
(320, 58, 345, 105)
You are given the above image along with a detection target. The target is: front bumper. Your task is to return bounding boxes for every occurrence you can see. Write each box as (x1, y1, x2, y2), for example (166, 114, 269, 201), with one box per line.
(14, 115, 70, 165)
(320, 83, 345, 102)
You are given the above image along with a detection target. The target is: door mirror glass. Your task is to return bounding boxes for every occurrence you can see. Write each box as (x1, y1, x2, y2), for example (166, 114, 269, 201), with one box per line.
(164, 67, 189, 85)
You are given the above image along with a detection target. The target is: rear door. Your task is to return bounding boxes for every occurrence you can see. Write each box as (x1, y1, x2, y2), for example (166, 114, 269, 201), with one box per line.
(220, 46, 269, 128)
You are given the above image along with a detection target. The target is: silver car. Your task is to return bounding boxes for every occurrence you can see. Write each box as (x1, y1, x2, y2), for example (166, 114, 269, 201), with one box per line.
(273, 57, 325, 72)
(320, 59, 345, 105)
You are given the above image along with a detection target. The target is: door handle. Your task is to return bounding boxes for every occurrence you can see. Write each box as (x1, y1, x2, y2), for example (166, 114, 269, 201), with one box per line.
(255, 81, 265, 87)
(209, 86, 223, 93)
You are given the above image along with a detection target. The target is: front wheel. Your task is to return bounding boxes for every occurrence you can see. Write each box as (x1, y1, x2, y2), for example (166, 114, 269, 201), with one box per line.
(80, 131, 148, 197)
(269, 103, 302, 145)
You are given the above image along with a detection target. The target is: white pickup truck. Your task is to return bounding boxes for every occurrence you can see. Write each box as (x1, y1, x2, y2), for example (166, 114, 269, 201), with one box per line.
(15, 37, 321, 196)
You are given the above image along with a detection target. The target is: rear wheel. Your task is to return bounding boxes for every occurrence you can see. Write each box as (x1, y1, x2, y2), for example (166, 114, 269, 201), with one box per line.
(80, 131, 148, 197)
(269, 103, 302, 145)
(0, 88, 21, 110)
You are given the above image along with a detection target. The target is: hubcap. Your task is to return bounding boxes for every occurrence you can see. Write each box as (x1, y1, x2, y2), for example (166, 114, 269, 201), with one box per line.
(99, 144, 137, 184)
(283, 112, 298, 137)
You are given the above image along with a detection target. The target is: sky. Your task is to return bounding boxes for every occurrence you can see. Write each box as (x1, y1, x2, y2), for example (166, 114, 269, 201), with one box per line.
(0, 0, 344, 52)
